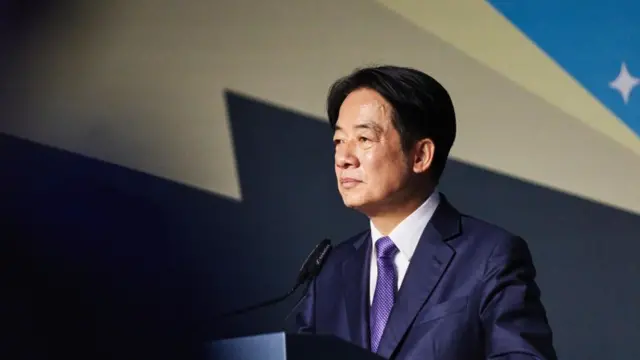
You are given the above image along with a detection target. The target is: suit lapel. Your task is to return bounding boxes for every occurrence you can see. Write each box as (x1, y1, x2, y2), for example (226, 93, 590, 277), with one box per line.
(342, 231, 372, 349)
(376, 195, 462, 359)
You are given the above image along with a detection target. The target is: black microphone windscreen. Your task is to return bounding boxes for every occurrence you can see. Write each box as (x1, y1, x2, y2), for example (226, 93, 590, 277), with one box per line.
(295, 239, 332, 286)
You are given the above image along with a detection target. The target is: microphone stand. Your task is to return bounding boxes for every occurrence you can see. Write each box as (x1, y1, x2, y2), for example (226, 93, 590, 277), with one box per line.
(217, 285, 300, 319)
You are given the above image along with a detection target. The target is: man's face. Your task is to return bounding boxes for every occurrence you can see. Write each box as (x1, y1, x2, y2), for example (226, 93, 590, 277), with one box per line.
(333, 88, 413, 214)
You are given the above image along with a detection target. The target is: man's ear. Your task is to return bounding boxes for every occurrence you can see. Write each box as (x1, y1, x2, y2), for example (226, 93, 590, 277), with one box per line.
(412, 138, 435, 174)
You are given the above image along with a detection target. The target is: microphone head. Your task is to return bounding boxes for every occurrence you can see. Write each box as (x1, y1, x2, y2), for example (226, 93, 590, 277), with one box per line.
(295, 239, 332, 286)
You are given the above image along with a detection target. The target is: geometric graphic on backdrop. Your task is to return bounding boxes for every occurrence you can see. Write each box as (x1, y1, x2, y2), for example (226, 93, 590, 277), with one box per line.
(376, 0, 640, 154)
(487, 0, 640, 139)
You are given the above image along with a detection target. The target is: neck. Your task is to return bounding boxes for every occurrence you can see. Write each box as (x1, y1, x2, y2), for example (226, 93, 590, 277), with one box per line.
(369, 187, 434, 235)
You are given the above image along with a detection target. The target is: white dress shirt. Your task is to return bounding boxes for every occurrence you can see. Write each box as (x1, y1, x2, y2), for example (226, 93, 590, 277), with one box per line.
(369, 191, 440, 304)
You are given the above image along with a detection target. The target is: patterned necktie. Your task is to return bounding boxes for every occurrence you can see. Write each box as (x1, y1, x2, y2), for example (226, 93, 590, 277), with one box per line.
(370, 236, 399, 353)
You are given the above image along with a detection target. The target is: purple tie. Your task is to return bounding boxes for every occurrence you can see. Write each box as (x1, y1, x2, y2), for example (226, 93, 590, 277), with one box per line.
(370, 236, 399, 353)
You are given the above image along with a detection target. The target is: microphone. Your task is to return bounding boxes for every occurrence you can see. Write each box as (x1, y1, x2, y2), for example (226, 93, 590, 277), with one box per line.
(217, 239, 332, 319)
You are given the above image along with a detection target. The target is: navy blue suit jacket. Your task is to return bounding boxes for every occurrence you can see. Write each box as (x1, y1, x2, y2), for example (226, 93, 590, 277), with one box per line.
(291, 194, 557, 359)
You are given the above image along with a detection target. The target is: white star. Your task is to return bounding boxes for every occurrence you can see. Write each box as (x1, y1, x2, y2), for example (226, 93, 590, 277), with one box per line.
(609, 62, 639, 104)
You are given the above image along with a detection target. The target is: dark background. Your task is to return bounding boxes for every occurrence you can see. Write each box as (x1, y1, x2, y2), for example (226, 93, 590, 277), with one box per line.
(2, 91, 640, 359)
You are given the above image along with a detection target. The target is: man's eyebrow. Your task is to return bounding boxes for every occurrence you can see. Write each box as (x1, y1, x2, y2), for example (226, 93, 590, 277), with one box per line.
(355, 122, 383, 134)
(333, 122, 383, 135)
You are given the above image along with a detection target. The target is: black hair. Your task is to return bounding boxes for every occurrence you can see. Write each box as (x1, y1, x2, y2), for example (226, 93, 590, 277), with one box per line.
(326, 65, 456, 183)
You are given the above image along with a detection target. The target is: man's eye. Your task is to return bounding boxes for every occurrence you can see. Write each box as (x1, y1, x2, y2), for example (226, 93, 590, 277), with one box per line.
(358, 137, 370, 142)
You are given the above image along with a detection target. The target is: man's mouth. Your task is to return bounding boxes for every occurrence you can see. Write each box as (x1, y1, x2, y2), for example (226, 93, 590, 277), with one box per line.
(340, 177, 362, 188)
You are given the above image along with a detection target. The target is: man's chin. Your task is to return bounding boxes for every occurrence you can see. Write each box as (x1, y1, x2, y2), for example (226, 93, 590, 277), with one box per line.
(341, 196, 374, 212)
(341, 197, 365, 210)
(341, 195, 391, 217)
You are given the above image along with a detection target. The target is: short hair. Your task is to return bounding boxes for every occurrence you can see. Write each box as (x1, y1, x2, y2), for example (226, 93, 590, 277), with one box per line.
(326, 65, 456, 183)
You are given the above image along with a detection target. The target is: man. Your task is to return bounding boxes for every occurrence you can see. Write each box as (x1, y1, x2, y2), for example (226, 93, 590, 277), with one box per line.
(291, 65, 557, 359)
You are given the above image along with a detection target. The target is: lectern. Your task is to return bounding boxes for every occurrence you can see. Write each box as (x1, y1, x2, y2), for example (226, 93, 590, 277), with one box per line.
(207, 332, 384, 360)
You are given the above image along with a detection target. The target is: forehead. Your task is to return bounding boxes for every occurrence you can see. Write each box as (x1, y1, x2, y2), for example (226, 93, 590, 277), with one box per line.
(336, 88, 393, 129)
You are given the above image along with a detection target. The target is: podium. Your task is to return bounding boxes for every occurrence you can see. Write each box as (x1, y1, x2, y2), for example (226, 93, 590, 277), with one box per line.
(207, 332, 384, 360)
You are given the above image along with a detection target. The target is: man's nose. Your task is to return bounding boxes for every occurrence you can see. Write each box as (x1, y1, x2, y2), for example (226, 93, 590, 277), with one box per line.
(335, 142, 359, 169)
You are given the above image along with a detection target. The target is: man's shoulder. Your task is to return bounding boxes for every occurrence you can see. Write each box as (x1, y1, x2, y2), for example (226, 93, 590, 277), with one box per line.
(438, 194, 523, 250)
(455, 211, 530, 256)
(459, 212, 515, 238)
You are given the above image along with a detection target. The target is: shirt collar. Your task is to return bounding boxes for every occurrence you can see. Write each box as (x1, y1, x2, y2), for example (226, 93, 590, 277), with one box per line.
(370, 191, 440, 261)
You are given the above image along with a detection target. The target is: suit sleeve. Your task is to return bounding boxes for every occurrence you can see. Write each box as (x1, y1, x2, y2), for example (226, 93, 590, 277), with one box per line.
(479, 236, 558, 360)
(286, 278, 316, 334)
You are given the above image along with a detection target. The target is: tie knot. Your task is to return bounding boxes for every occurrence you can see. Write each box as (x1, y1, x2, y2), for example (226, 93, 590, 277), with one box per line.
(375, 236, 398, 259)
